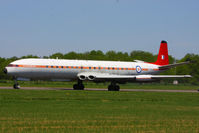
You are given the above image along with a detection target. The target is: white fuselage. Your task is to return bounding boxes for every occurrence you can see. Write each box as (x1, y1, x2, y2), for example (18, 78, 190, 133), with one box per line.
(6, 58, 161, 81)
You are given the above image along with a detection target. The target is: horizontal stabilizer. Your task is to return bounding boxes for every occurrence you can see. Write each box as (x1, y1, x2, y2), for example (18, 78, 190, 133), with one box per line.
(134, 60, 145, 63)
(159, 61, 190, 70)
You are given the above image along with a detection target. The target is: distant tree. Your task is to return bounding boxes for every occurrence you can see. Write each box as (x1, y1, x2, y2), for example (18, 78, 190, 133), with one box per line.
(0, 57, 6, 79)
(130, 51, 156, 62)
(64, 52, 78, 59)
(87, 50, 105, 60)
(50, 53, 64, 59)
(105, 51, 118, 61)
(115, 52, 131, 61)
(43, 56, 49, 59)
(177, 54, 199, 85)
(21, 55, 39, 59)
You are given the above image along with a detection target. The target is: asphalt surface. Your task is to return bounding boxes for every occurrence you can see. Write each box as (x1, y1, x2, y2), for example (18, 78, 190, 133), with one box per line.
(0, 87, 198, 93)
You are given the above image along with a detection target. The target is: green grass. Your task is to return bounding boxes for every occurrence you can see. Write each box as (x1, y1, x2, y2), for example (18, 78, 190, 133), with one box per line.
(0, 89, 199, 132)
(0, 80, 198, 90)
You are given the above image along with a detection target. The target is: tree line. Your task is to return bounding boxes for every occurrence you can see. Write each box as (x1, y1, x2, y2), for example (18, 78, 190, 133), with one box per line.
(0, 50, 198, 84)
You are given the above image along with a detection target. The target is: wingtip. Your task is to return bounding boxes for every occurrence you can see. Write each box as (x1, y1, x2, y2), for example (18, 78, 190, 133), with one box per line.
(185, 75, 192, 78)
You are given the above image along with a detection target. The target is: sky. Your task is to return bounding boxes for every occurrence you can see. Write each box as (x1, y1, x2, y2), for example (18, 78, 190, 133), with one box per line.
(0, 0, 198, 59)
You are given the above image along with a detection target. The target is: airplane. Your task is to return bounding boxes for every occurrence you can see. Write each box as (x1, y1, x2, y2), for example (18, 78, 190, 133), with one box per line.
(4, 40, 191, 91)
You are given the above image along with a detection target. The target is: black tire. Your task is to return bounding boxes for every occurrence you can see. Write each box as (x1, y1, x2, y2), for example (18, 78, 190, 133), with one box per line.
(108, 85, 120, 91)
(73, 84, 78, 90)
(108, 85, 113, 91)
(13, 84, 20, 89)
(115, 85, 120, 91)
(73, 84, 84, 90)
(79, 84, 84, 90)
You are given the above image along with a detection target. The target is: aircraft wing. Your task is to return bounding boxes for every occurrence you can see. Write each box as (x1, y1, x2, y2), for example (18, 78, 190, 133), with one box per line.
(92, 73, 136, 80)
(77, 72, 191, 82)
(150, 75, 192, 79)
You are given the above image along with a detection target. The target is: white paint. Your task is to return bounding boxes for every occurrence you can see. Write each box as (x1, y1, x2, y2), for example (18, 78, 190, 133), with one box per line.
(161, 55, 165, 60)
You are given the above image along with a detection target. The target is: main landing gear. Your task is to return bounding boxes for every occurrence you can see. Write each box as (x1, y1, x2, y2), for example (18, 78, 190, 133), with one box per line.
(13, 79, 20, 89)
(73, 80, 120, 91)
(73, 79, 84, 90)
(108, 82, 120, 91)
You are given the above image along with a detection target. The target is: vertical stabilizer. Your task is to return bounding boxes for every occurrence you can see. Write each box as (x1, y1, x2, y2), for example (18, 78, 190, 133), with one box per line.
(154, 40, 169, 65)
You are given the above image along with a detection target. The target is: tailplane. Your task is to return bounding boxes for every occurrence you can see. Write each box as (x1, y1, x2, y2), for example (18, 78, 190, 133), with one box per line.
(153, 40, 169, 66)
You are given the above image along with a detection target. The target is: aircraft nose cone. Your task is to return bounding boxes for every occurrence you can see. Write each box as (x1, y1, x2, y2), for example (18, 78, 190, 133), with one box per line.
(4, 68, 7, 74)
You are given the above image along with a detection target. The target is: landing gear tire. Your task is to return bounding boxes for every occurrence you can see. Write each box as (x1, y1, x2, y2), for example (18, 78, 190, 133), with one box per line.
(73, 80, 84, 90)
(13, 84, 20, 89)
(115, 85, 120, 91)
(73, 84, 84, 90)
(13, 77, 20, 89)
(108, 85, 120, 91)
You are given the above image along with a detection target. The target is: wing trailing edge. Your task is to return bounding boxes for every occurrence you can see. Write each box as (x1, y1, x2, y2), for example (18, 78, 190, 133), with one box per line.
(151, 75, 192, 79)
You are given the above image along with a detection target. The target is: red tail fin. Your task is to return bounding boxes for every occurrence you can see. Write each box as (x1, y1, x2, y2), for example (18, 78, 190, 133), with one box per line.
(154, 40, 169, 65)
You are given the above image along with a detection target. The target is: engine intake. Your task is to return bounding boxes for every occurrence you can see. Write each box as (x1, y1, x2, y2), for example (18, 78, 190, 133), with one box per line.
(88, 75, 95, 80)
(78, 75, 86, 80)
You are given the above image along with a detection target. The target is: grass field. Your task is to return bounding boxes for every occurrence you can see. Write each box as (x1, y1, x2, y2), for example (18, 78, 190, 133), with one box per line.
(0, 80, 198, 90)
(0, 89, 199, 133)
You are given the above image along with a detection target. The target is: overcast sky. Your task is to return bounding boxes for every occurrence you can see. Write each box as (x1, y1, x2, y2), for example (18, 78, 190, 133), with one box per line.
(0, 0, 198, 59)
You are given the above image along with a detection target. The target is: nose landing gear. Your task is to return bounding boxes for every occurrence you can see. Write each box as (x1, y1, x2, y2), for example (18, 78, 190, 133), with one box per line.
(13, 78, 20, 89)
(13, 83, 20, 89)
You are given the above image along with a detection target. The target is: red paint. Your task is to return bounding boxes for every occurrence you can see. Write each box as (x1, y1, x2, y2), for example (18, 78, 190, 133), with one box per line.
(153, 40, 169, 66)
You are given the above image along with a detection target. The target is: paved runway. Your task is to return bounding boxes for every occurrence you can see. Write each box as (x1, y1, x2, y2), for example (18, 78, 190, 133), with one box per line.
(0, 87, 198, 93)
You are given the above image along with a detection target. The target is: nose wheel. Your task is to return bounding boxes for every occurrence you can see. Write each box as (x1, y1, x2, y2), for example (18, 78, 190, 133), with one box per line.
(13, 83, 20, 89)
(13, 78, 20, 89)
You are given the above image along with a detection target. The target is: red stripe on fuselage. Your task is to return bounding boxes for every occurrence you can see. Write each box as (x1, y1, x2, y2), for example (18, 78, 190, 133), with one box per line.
(7, 64, 158, 71)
